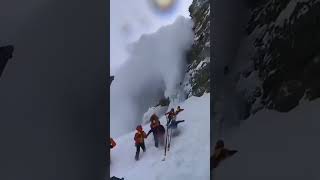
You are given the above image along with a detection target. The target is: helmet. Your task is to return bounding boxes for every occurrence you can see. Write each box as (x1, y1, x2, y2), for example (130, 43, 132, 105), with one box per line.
(136, 125, 142, 131)
(171, 108, 174, 112)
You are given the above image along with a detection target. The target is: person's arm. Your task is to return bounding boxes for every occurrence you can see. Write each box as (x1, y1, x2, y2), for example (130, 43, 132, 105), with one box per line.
(227, 150, 238, 156)
(143, 132, 147, 138)
(134, 133, 138, 141)
(146, 129, 152, 136)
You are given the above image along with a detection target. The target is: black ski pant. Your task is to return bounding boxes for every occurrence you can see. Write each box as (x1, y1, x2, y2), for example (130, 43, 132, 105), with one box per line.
(169, 120, 185, 129)
(135, 142, 146, 160)
(158, 133, 165, 146)
(152, 132, 159, 147)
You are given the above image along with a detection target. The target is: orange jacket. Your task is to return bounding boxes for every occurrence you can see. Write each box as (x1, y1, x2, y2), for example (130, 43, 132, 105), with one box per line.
(134, 130, 147, 145)
(110, 138, 116, 149)
(175, 108, 184, 115)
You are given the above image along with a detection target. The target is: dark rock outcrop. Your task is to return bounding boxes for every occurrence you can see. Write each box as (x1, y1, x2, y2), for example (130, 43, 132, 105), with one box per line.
(212, 0, 320, 135)
(183, 0, 210, 97)
(246, 0, 320, 112)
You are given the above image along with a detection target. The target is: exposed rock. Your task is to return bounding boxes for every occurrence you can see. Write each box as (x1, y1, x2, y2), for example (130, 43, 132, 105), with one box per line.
(183, 0, 210, 97)
(246, 0, 320, 113)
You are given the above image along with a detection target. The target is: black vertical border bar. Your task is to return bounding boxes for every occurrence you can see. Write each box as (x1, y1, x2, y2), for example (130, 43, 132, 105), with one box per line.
(210, 0, 214, 178)
(106, 0, 111, 179)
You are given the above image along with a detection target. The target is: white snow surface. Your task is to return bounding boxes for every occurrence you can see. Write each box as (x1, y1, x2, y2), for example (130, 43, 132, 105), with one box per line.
(111, 94, 210, 180)
(215, 98, 320, 180)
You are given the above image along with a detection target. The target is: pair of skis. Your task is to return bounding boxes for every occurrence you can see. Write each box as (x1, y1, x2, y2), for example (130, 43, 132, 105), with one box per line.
(162, 116, 173, 161)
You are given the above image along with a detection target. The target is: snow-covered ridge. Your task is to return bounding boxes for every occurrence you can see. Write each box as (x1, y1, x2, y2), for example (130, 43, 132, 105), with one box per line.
(111, 94, 210, 180)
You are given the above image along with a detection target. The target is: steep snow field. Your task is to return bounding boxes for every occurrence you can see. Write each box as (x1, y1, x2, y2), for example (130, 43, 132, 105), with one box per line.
(110, 94, 210, 180)
(215, 99, 320, 180)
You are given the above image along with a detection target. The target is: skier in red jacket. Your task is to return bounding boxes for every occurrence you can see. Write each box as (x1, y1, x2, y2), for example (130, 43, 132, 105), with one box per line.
(134, 125, 147, 161)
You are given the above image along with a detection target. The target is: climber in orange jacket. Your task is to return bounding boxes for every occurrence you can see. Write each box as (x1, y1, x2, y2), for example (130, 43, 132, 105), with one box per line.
(134, 125, 147, 161)
(175, 106, 184, 115)
(165, 106, 185, 129)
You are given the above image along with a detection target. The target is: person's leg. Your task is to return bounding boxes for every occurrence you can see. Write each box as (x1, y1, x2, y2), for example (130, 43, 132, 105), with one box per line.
(141, 142, 146, 152)
(159, 134, 164, 146)
(167, 117, 172, 126)
(153, 133, 159, 147)
(176, 120, 185, 124)
(135, 144, 141, 160)
(170, 120, 178, 129)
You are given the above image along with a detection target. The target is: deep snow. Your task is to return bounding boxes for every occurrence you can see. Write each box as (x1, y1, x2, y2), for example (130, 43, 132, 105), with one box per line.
(110, 94, 210, 180)
(214, 98, 320, 180)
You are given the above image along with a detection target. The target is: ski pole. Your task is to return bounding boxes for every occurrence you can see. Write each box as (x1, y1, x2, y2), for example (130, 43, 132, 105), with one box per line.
(164, 116, 169, 157)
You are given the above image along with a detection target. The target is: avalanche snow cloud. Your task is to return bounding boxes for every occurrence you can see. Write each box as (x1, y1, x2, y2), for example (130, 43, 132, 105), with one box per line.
(111, 16, 194, 137)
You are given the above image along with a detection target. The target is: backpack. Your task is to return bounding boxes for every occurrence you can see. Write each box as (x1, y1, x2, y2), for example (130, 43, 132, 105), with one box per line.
(158, 125, 165, 134)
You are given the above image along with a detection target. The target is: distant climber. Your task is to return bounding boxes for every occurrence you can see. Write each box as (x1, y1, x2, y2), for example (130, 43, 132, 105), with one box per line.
(110, 138, 116, 149)
(147, 114, 165, 147)
(165, 108, 176, 126)
(175, 106, 184, 115)
(165, 107, 185, 129)
(212, 140, 238, 169)
(134, 125, 147, 161)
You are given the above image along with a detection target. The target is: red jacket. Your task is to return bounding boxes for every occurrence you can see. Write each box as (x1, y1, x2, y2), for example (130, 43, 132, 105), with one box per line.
(165, 111, 176, 120)
(134, 130, 147, 145)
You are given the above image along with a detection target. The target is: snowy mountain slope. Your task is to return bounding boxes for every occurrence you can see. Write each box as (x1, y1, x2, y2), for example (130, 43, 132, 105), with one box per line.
(215, 99, 320, 180)
(110, 94, 210, 180)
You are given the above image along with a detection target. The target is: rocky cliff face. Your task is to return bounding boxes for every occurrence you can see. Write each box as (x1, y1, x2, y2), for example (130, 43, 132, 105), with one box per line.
(182, 0, 210, 97)
(212, 0, 320, 136)
(243, 0, 320, 113)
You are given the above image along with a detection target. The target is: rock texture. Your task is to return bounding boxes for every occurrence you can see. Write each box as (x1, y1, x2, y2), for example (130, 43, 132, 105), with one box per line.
(214, 0, 320, 131)
(245, 0, 320, 113)
(183, 0, 210, 97)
